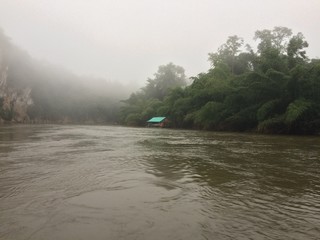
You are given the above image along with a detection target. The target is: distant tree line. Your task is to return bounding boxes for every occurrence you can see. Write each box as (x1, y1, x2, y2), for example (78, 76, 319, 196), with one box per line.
(1, 26, 320, 133)
(120, 27, 320, 134)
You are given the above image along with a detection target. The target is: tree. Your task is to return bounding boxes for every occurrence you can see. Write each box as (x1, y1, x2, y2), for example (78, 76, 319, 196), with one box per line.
(143, 62, 187, 100)
(254, 26, 292, 54)
(287, 32, 309, 68)
(208, 35, 244, 74)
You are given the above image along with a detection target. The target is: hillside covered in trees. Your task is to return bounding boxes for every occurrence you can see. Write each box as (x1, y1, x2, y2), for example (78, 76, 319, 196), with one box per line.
(120, 27, 320, 134)
(0, 29, 131, 124)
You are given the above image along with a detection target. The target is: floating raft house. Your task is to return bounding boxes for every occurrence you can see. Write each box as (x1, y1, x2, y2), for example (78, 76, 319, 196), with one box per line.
(146, 117, 167, 127)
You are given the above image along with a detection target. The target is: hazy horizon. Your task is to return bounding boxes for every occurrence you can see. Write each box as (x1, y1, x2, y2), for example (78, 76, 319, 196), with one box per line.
(1, 0, 319, 86)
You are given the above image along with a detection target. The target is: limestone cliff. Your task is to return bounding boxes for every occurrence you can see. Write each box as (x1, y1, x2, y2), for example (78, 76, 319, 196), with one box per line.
(0, 29, 120, 124)
(0, 58, 33, 123)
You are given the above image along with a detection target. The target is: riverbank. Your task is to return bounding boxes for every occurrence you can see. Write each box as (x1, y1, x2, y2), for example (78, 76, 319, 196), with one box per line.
(1, 121, 319, 136)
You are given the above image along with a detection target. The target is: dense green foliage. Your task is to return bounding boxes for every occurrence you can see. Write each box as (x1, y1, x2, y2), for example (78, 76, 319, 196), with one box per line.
(120, 27, 320, 134)
(120, 62, 187, 126)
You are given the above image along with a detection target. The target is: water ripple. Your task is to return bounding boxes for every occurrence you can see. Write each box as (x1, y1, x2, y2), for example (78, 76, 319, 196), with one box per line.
(0, 125, 320, 240)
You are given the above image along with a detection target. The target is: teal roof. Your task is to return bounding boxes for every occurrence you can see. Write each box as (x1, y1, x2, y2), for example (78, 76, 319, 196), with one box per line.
(147, 117, 166, 123)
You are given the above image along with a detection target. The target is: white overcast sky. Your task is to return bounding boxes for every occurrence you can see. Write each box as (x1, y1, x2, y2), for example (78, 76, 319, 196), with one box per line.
(0, 0, 319, 85)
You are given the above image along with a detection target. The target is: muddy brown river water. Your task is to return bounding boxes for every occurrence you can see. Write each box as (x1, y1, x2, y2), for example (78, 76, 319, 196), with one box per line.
(0, 125, 320, 239)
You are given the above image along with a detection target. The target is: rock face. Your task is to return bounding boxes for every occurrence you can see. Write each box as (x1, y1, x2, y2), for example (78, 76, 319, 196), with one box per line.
(0, 58, 33, 123)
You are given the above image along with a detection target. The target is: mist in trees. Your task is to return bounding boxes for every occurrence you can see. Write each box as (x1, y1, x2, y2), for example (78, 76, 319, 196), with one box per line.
(0, 28, 135, 123)
(120, 27, 320, 134)
(1, 25, 319, 134)
(120, 63, 187, 126)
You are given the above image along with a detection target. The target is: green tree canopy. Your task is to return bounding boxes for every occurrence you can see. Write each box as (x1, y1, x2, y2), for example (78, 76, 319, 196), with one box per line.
(143, 62, 187, 100)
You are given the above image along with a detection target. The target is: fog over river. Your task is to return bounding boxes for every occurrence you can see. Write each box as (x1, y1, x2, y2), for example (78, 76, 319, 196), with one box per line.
(0, 125, 320, 240)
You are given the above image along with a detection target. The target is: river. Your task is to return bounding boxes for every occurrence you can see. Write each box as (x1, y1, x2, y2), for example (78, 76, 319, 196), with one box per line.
(0, 125, 319, 240)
